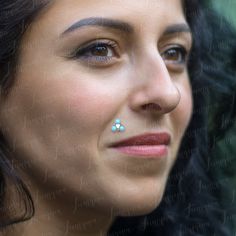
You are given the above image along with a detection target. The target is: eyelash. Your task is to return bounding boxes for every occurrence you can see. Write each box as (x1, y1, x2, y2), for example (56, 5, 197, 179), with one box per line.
(70, 40, 188, 67)
(71, 40, 119, 65)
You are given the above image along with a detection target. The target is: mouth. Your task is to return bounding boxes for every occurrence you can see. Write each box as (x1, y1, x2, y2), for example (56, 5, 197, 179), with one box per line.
(108, 132, 171, 158)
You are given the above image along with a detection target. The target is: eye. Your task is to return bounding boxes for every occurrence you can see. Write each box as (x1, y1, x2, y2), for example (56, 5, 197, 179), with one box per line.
(161, 45, 188, 65)
(71, 40, 119, 65)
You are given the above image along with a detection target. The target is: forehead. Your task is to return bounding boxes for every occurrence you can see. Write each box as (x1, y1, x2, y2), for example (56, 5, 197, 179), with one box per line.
(30, 0, 186, 38)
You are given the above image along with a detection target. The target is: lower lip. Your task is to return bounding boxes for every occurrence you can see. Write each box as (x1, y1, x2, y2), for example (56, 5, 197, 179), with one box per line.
(111, 145, 168, 158)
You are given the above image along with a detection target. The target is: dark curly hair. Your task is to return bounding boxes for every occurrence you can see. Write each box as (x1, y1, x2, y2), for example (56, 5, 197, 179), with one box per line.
(0, 0, 235, 235)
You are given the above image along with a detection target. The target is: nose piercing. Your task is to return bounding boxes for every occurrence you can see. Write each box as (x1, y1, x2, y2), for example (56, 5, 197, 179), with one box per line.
(111, 119, 125, 132)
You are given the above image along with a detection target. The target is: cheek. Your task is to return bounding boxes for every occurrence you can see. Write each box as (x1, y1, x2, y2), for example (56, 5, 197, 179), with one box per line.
(64, 80, 118, 130)
(173, 80, 193, 134)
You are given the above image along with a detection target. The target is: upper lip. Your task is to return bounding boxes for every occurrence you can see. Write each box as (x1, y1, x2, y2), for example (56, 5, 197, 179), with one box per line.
(108, 132, 171, 147)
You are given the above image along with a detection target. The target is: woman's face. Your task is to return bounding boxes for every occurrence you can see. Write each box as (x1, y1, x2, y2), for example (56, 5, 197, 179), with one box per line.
(0, 0, 192, 216)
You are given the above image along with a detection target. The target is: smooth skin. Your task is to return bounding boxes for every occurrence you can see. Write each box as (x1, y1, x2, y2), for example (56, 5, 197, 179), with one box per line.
(0, 0, 192, 235)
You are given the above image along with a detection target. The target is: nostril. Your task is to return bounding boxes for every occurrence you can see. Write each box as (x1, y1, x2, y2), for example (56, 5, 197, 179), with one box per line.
(142, 103, 162, 111)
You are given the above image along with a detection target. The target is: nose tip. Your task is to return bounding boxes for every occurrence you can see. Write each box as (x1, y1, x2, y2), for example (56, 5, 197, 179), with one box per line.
(130, 85, 181, 116)
(153, 84, 181, 113)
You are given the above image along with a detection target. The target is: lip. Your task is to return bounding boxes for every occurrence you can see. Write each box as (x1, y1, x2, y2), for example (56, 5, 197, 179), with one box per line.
(108, 132, 171, 158)
(109, 132, 171, 147)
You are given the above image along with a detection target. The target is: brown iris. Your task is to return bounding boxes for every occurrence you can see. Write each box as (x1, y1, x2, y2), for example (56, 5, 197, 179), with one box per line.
(164, 48, 180, 61)
(91, 45, 109, 56)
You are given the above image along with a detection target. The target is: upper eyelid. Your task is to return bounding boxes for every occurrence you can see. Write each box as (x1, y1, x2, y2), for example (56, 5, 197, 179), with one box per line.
(75, 41, 189, 53)
(73, 39, 119, 53)
(87, 39, 191, 52)
(160, 44, 190, 60)
(163, 48, 187, 61)
(159, 34, 192, 49)
(78, 38, 118, 47)
(161, 44, 187, 50)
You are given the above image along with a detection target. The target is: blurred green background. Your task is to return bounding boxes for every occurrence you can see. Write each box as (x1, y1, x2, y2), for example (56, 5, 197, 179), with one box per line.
(209, 0, 236, 28)
(206, 0, 236, 234)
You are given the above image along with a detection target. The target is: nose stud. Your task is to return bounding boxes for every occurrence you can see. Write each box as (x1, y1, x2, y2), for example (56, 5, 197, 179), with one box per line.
(111, 119, 125, 132)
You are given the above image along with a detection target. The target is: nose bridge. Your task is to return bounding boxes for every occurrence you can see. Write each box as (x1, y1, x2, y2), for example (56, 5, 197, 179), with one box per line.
(145, 52, 170, 87)
(130, 49, 181, 114)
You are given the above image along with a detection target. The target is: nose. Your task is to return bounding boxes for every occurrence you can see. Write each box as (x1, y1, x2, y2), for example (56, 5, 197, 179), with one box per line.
(128, 53, 181, 115)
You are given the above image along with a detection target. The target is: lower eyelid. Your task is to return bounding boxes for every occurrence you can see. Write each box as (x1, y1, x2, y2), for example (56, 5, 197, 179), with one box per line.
(77, 55, 119, 68)
(81, 55, 113, 61)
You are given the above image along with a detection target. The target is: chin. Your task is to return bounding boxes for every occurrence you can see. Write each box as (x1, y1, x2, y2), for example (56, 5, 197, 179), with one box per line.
(116, 197, 163, 217)
(112, 183, 165, 217)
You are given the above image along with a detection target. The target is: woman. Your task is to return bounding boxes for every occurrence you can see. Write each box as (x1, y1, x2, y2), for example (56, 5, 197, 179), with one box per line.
(0, 0, 235, 235)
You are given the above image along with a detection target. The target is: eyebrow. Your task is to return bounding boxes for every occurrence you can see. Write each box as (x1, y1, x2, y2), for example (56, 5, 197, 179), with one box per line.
(61, 17, 191, 37)
(163, 23, 191, 35)
(61, 17, 134, 36)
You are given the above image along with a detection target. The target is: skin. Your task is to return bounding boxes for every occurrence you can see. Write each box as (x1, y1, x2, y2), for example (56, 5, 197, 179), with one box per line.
(0, 0, 193, 235)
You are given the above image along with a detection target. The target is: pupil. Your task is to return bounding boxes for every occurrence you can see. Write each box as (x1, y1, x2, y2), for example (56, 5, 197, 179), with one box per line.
(167, 49, 179, 60)
(92, 46, 108, 56)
